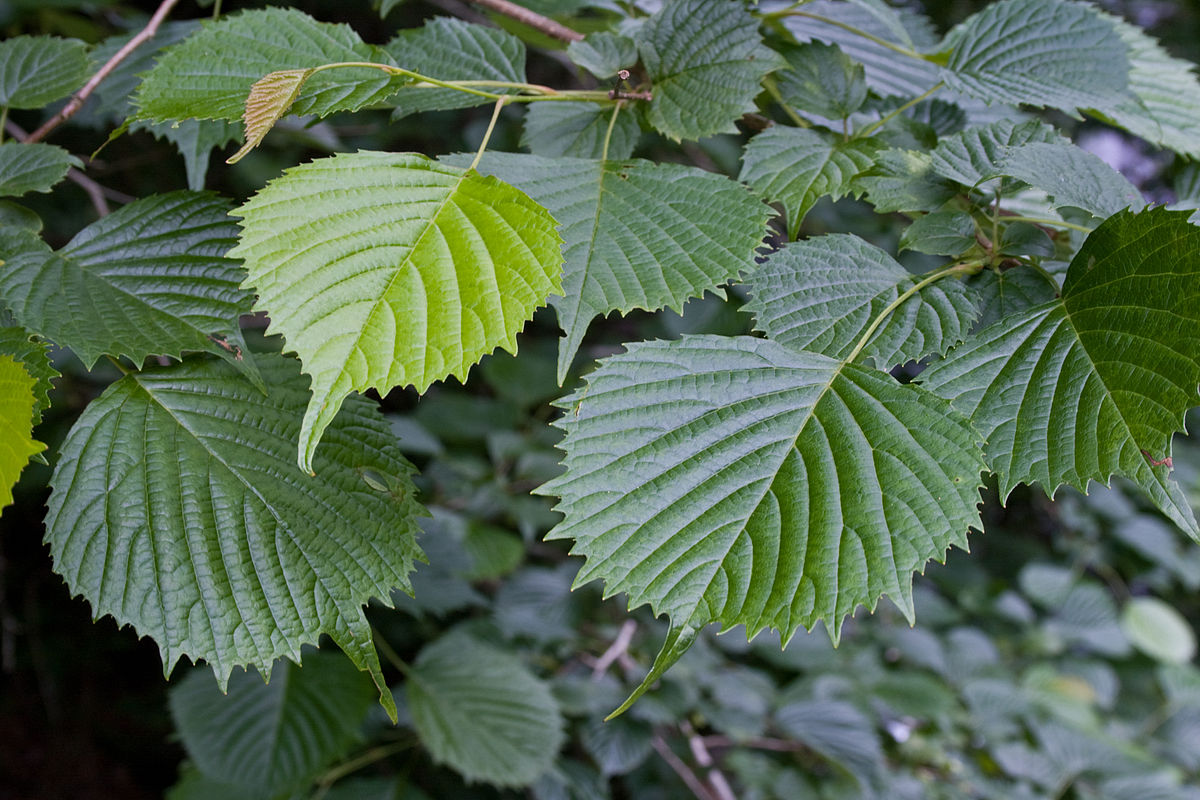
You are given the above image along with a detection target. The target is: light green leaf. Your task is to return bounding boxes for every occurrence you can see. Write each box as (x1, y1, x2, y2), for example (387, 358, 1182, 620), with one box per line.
(0, 142, 81, 198)
(921, 209, 1200, 540)
(169, 650, 375, 796)
(133, 8, 408, 124)
(521, 102, 639, 161)
(0, 326, 57, 428)
(541, 335, 984, 683)
(745, 234, 978, 368)
(637, 0, 785, 141)
(464, 152, 770, 383)
(0, 192, 258, 384)
(0, 355, 45, 509)
(739, 128, 879, 237)
(407, 631, 564, 786)
(899, 210, 977, 256)
(929, 119, 1066, 188)
(775, 42, 868, 120)
(230, 151, 563, 474)
(1121, 597, 1197, 664)
(567, 32, 638, 79)
(385, 17, 525, 118)
(44, 354, 424, 718)
(852, 148, 956, 213)
(0, 35, 89, 109)
(985, 143, 1144, 219)
(966, 267, 1059, 330)
(941, 0, 1128, 114)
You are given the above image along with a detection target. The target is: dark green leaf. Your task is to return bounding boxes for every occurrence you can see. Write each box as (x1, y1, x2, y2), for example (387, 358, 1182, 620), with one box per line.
(0, 35, 89, 109)
(522, 102, 638, 161)
(852, 148, 957, 213)
(567, 32, 637, 80)
(899, 210, 977, 256)
(775, 42, 867, 120)
(0, 142, 81, 198)
(929, 119, 1066, 188)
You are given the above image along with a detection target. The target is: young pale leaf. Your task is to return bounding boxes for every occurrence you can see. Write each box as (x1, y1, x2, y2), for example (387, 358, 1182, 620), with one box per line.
(567, 32, 638, 79)
(44, 354, 424, 718)
(464, 152, 770, 383)
(0, 192, 258, 384)
(745, 234, 978, 368)
(169, 650, 375, 796)
(521, 102, 639, 161)
(542, 335, 985, 691)
(775, 42, 868, 120)
(0, 36, 89, 109)
(739, 128, 879, 238)
(231, 151, 564, 474)
(133, 8, 408, 124)
(984, 143, 1144, 219)
(385, 17, 525, 118)
(0, 142, 81, 198)
(929, 120, 1065, 188)
(0, 356, 45, 509)
(407, 631, 564, 786)
(941, 0, 1128, 114)
(899, 210, 977, 256)
(852, 149, 956, 214)
(922, 209, 1200, 540)
(227, 69, 312, 164)
(637, 0, 785, 141)
(0, 326, 57, 428)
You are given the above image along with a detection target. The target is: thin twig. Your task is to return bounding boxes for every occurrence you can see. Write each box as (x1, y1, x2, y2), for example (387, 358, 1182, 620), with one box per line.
(699, 735, 810, 753)
(27, 0, 183, 143)
(681, 722, 736, 800)
(652, 735, 719, 800)
(592, 619, 636, 678)
(468, 0, 584, 42)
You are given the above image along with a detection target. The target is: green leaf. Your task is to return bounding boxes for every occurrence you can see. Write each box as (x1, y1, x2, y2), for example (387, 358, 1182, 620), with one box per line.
(775, 700, 883, 781)
(44, 354, 423, 718)
(637, 0, 785, 141)
(966, 267, 1059, 330)
(0, 35, 89, 109)
(941, 0, 1129, 115)
(745, 234, 978, 368)
(985, 143, 1144, 219)
(567, 32, 638, 80)
(521, 102, 639, 161)
(76, 21, 201, 127)
(0, 355, 45, 509)
(0, 142, 81, 198)
(133, 8, 408, 124)
(230, 151, 564, 474)
(775, 42, 868, 120)
(541, 334, 985, 682)
(899, 210, 977, 256)
(407, 631, 564, 786)
(0, 200, 42, 232)
(134, 119, 241, 191)
(739, 128, 879, 237)
(384, 17, 525, 118)
(1120, 597, 1197, 665)
(169, 650, 375, 795)
(929, 120, 1066, 188)
(0, 192, 259, 385)
(921, 209, 1200, 539)
(852, 148, 956, 213)
(0, 326, 57, 428)
(464, 152, 770, 383)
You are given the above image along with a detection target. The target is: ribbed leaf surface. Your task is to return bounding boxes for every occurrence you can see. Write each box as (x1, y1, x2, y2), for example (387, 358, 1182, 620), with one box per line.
(986, 143, 1144, 219)
(45, 355, 424, 715)
(133, 8, 407, 124)
(929, 120, 1065, 188)
(227, 69, 310, 163)
(407, 631, 564, 787)
(0, 142, 81, 198)
(0, 356, 45, 509)
(384, 17, 525, 118)
(567, 32, 638, 80)
(739, 128, 879, 237)
(230, 151, 563, 473)
(967, 268, 1059, 330)
(922, 209, 1200, 539)
(542, 335, 985, 651)
(852, 149, 956, 214)
(0, 192, 257, 382)
(637, 0, 785, 141)
(0, 35, 89, 109)
(521, 103, 639, 161)
(941, 0, 1129, 114)
(465, 153, 770, 382)
(775, 41, 868, 120)
(170, 650, 375, 796)
(745, 234, 977, 368)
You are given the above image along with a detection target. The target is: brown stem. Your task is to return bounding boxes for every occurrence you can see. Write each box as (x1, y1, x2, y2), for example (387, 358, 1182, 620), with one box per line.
(592, 619, 636, 678)
(468, 0, 584, 42)
(652, 735, 719, 800)
(27, 0, 183, 143)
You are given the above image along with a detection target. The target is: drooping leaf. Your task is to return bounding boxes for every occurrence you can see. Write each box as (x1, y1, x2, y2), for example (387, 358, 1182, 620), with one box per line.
(929, 119, 1066, 188)
(44, 354, 424, 718)
(169, 650, 375, 796)
(852, 148, 956, 213)
(940, 0, 1129, 115)
(0, 192, 259, 384)
(637, 0, 785, 141)
(922, 208, 1200, 540)
(966, 267, 1059, 330)
(133, 8, 408, 124)
(406, 631, 564, 786)
(230, 151, 563, 473)
(0, 142, 81, 198)
(521, 102, 639, 161)
(134, 119, 241, 191)
(0, 326, 57, 428)
(745, 234, 978, 368)
(463, 152, 770, 383)
(984, 143, 1144, 219)
(739, 128, 879, 237)
(899, 210, 977, 256)
(567, 32, 638, 80)
(541, 335, 985, 687)
(0, 355, 45, 509)
(384, 17, 525, 118)
(0, 35, 89, 109)
(774, 42, 868, 120)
